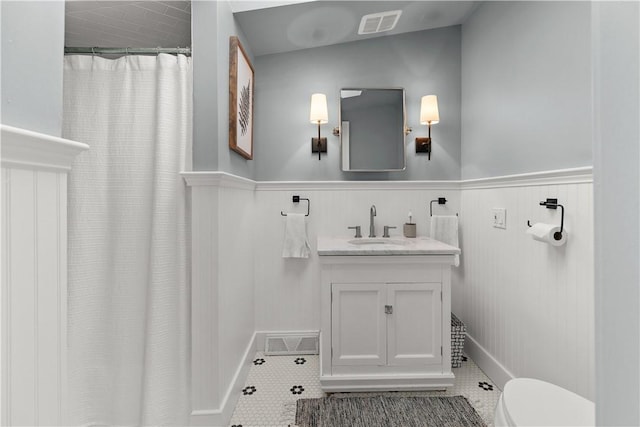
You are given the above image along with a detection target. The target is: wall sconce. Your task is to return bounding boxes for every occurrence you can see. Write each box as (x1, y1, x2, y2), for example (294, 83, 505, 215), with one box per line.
(416, 95, 439, 160)
(309, 93, 328, 160)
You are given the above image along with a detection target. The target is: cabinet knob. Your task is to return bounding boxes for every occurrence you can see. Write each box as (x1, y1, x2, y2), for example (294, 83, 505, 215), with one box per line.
(385, 305, 393, 314)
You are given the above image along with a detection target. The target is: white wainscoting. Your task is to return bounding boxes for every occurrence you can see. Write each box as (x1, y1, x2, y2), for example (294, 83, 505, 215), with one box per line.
(1, 125, 88, 426)
(457, 168, 594, 400)
(184, 167, 594, 422)
(182, 172, 257, 426)
(254, 181, 461, 332)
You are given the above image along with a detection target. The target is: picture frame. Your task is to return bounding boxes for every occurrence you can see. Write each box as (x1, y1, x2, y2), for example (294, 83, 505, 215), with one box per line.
(229, 36, 255, 160)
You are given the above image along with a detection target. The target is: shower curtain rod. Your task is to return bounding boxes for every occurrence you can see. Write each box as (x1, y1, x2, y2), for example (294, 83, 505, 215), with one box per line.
(64, 46, 191, 56)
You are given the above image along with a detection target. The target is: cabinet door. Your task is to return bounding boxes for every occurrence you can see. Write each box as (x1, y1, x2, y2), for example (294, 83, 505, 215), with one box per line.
(387, 283, 442, 366)
(331, 283, 387, 366)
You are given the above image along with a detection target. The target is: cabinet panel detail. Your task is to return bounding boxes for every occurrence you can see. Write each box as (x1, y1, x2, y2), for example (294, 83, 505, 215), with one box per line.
(331, 283, 386, 366)
(387, 283, 442, 366)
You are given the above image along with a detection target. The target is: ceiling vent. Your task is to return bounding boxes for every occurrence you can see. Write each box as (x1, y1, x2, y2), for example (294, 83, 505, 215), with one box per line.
(358, 10, 402, 35)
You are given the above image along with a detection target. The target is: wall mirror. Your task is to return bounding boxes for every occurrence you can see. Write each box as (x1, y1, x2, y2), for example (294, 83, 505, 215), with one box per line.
(339, 88, 407, 172)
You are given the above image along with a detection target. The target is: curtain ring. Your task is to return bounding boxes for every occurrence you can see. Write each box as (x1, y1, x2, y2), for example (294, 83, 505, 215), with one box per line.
(91, 47, 95, 57)
(125, 47, 130, 56)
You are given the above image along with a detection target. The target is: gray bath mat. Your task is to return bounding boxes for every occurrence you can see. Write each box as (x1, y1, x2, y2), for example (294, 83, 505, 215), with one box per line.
(295, 395, 487, 427)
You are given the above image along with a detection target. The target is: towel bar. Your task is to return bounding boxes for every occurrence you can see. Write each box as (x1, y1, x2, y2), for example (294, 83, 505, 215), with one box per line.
(430, 198, 458, 217)
(281, 195, 310, 216)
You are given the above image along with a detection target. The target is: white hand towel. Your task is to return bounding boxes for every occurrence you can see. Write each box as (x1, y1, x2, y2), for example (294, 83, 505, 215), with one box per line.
(282, 213, 311, 258)
(430, 215, 460, 267)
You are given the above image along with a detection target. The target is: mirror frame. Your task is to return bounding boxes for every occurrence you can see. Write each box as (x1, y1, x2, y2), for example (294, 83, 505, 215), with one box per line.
(338, 87, 407, 172)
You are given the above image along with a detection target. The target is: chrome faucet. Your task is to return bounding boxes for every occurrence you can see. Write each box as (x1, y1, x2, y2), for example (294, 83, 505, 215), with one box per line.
(369, 205, 377, 237)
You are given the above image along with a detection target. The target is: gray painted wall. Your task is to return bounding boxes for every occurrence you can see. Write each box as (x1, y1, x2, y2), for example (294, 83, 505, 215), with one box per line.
(592, 2, 640, 425)
(191, 0, 219, 171)
(192, 0, 255, 178)
(461, 1, 592, 179)
(1, 1, 65, 137)
(215, 0, 255, 179)
(254, 26, 462, 181)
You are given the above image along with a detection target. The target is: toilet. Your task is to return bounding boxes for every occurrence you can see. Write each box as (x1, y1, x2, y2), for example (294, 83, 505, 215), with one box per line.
(494, 378, 595, 426)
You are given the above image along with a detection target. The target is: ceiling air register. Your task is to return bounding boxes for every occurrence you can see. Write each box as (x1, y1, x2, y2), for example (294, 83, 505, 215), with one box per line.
(358, 10, 402, 35)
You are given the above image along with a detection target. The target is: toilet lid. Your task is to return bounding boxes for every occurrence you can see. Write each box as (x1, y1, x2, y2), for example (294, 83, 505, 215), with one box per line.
(503, 378, 595, 426)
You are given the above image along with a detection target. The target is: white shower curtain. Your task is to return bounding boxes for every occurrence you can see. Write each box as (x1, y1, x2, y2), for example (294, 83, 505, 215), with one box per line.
(63, 54, 192, 426)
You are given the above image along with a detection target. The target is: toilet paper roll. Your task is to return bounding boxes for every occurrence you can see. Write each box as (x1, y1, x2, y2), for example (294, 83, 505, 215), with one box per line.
(526, 222, 568, 246)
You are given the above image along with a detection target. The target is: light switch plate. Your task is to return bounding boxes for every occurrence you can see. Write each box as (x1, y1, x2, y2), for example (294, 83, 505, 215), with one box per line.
(492, 208, 506, 229)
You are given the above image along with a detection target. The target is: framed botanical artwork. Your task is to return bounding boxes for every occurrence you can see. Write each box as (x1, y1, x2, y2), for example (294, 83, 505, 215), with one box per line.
(229, 36, 254, 160)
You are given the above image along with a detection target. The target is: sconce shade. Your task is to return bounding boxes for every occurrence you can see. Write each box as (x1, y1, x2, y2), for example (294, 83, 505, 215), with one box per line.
(310, 93, 329, 124)
(420, 95, 440, 125)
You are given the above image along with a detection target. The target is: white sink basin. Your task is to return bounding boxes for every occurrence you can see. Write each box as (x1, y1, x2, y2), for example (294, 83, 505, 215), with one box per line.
(348, 238, 409, 246)
(317, 236, 461, 256)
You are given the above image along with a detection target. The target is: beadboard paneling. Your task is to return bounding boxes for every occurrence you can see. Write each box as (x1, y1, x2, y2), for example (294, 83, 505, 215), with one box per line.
(1, 127, 86, 426)
(1, 168, 7, 427)
(187, 169, 594, 410)
(457, 180, 594, 399)
(254, 186, 461, 332)
(190, 185, 220, 414)
(217, 185, 256, 412)
(184, 174, 256, 426)
(1, 169, 68, 426)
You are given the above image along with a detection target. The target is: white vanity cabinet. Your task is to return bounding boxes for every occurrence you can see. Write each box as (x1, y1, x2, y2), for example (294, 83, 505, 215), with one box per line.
(331, 281, 442, 368)
(317, 237, 460, 392)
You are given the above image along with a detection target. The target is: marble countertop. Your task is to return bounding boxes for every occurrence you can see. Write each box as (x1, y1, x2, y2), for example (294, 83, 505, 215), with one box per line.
(317, 236, 461, 256)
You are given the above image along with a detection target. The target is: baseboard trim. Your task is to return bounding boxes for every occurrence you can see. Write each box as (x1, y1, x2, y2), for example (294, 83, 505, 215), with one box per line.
(464, 333, 515, 391)
(319, 373, 455, 392)
(190, 332, 257, 426)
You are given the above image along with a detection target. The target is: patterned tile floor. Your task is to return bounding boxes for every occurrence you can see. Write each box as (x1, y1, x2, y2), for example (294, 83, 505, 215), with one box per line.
(229, 352, 501, 427)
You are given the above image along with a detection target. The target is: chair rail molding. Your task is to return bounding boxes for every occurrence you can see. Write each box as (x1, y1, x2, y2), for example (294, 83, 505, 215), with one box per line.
(460, 167, 593, 189)
(1, 125, 88, 171)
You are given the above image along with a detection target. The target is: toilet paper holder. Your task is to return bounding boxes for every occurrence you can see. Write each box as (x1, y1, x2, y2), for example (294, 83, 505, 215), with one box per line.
(527, 198, 565, 240)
